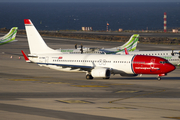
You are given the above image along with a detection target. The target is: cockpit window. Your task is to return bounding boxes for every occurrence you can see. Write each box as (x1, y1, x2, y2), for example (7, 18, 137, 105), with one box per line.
(160, 61, 169, 64)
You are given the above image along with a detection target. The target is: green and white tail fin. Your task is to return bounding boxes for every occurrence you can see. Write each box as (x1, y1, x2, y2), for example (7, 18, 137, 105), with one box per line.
(0, 27, 18, 45)
(24, 19, 59, 55)
(122, 34, 139, 52)
(112, 34, 139, 52)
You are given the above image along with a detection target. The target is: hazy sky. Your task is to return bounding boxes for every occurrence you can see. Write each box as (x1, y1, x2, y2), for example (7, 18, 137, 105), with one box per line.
(0, 0, 179, 2)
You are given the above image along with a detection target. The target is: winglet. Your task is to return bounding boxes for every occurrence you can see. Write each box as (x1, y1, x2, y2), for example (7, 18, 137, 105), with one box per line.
(21, 50, 31, 62)
(124, 48, 129, 55)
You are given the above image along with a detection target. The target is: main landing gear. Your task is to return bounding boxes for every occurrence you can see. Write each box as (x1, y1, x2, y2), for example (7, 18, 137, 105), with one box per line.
(86, 74, 93, 80)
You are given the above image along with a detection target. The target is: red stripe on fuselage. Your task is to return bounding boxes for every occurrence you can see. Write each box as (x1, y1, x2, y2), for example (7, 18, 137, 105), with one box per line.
(132, 55, 175, 75)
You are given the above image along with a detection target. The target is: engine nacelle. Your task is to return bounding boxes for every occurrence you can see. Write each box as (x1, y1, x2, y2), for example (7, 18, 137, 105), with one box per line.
(91, 67, 111, 78)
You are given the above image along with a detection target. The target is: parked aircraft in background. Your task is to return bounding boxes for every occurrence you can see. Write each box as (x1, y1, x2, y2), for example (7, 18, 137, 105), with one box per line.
(118, 50, 180, 66)
(21, 19, 175, 80)
(58, 34, 139, 54)
(0, 27, 18, 45)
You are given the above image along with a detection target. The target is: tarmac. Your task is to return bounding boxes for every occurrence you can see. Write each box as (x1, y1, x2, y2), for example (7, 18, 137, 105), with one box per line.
(0, 34, 180, 120)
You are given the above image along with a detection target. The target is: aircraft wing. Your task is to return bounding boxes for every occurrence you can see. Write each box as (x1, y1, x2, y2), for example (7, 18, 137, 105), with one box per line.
(38, 63, 93, 69)
(37, 62, 94, 71)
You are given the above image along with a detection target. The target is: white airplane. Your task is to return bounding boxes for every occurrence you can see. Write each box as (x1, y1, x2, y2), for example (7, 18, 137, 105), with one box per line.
(118, 49, 180, 66)
(21, 19, 175, 80)
(58, 34, 139, 54)
(0, 27, 18, 45)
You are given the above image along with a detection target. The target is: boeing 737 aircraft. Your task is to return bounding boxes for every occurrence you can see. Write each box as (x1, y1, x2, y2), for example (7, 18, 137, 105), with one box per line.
(58, 34, 139, 54)
(0, 27, 18, 45)
(22, 19, 175, 80)
(118, 50, 180, 66)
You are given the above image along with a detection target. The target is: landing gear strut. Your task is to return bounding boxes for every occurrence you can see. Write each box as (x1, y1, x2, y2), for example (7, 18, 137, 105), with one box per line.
(86, 74, 93, 80)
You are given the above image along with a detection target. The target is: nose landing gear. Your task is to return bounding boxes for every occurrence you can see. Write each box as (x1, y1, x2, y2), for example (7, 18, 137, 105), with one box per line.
(157, 73, 166, 81)
(157, 77, 161, 81)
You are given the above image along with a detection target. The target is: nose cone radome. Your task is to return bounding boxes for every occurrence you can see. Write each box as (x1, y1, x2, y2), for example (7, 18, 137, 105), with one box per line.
(166, 63, 176, 73)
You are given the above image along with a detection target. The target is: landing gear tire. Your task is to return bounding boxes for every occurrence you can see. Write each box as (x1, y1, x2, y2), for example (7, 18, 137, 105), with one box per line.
(157, 77, 161, 81)
(86, 74, 93, 80)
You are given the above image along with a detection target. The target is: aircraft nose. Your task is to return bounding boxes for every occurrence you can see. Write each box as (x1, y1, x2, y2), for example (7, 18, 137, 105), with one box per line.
(166, 63, 176, 73)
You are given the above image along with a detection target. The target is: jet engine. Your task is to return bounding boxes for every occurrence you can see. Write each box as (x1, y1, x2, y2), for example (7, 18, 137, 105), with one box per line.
(91, 67, 111, 79)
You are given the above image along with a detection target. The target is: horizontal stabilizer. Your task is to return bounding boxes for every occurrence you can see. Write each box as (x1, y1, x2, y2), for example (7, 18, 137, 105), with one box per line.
(21, 50, 31, 63)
